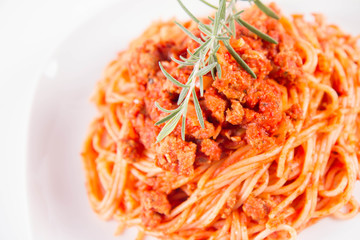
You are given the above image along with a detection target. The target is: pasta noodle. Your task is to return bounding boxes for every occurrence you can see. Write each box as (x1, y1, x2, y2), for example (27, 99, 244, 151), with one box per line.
(82, 3, 360, 240)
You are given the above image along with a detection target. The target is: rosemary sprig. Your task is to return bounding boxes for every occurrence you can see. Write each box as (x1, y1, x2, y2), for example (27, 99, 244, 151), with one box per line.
(155, 0, 279, 142)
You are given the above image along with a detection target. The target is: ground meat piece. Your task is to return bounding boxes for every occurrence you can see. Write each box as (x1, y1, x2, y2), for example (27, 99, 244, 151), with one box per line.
(286, 104, 303, 121)
(128, 99, 160, 149)
(145, 75, 178, 122)
(241, 49, 273, 80)
(119, 138, 143, 161)
(222, 194, 237, 218)
(245, 123, 274, 149)
(141, 210, 162, 228)
(226, 100, 245, 125)
(242, 108, 257, 124)
(272, 115, 294, 144)
(144, 176, 173, 194)
(129, 40, 161, 86)
(242, 82, 283, 133)
(129, 40, 176, 86)
(132, 114, 159, 149)
(242, 195, 272, 222)
(317, 52, 332, 73)
(140, 190, 171, 227)
(199, 139, 222, 162)
(185, 102, 216, 139)
(118, 120, 144, 161)
(213, 56, 252, 100)
(155, 136, 197, 176)
(142, 190, 171, 215)
(203, 87, 227, 123)
(271, 50, 303, 83)
(128, 99, 146, 118)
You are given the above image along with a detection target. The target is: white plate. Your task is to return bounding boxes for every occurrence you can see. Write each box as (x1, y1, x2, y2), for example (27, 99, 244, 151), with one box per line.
(27, 0, 360, 239)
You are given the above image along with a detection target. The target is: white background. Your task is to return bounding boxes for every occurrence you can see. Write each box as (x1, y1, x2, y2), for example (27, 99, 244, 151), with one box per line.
(0, 0, 118, 239)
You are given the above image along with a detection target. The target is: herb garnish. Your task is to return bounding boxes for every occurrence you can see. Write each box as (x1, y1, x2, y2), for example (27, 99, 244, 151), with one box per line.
(155, 0, 279, 142)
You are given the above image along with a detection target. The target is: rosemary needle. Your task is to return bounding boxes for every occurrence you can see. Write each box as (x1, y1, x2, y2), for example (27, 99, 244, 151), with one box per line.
(155, 0, 279, 143)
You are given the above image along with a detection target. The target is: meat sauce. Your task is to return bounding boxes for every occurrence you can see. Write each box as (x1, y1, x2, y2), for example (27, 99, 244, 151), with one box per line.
(126, 5, 303, 178)
(116, 5, 305, 226)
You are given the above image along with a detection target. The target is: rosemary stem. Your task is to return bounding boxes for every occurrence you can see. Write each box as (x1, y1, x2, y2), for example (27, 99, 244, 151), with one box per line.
(155, 0, 279, 142)
(183, 61, 200, 108)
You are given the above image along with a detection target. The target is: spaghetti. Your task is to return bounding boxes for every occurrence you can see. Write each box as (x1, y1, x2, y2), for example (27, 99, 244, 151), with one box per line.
(82, 3, 360, 240)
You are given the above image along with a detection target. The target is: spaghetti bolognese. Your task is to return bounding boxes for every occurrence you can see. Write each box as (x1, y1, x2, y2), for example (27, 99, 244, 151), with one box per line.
(82, 2, 360, 239)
